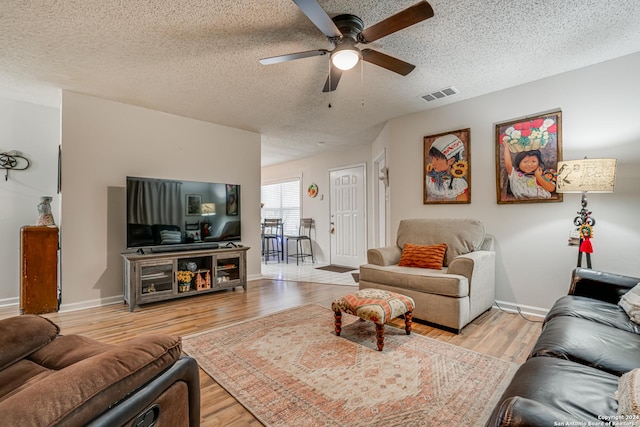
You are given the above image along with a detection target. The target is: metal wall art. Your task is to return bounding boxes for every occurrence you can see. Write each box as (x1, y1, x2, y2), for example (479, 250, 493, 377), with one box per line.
(0, 150, 30, 181)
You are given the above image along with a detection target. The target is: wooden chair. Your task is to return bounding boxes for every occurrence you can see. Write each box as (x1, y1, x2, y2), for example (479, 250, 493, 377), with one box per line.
(285, 218, 315, 265)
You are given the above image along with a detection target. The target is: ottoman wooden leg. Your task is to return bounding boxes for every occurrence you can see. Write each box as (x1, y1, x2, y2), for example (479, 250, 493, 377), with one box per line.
(404, 311, 413, 335)
(334, 310, 342, 336)
(375, 322, 384, 351)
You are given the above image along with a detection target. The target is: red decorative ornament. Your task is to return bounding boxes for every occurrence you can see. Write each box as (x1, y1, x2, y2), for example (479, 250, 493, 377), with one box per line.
(580, 237, 593, 254)
(579, 224, 594, 254)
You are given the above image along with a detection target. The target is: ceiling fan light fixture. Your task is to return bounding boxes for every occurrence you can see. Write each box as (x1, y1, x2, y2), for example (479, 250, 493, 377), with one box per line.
(331, 48, 361, 70)
(259, 1, 434, 91)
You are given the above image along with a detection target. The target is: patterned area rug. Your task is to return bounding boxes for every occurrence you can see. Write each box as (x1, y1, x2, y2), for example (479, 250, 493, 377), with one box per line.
(182, 305, 517, 426)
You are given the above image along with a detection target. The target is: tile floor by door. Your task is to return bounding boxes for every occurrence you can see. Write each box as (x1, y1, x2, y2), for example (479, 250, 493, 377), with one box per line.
(261, 261, 359, 286)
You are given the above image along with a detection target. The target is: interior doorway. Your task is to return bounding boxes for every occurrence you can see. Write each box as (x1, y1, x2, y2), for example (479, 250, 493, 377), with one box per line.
(329, 164, 366, 268)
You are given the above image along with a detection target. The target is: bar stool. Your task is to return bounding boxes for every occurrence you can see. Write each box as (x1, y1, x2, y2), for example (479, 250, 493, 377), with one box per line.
(261, 218, 283, 263)
(285, 218, 315, 265)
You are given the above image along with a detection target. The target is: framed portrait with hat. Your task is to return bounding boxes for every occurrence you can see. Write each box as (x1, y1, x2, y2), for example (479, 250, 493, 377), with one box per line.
(423, 128, 471, 204)
(495, 110, 563, 204)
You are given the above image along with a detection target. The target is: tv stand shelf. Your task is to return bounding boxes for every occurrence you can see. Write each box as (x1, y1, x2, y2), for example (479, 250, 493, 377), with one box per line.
(122, 246, 248, 311)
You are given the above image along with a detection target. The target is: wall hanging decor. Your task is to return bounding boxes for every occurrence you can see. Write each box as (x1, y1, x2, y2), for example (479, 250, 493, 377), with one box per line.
(307, 183, 318, 198)
(423, 128, 471, 204)
(226, 184, 239, 215)
(0, 150, 30, 181)
(186, 194, 201, 215)
(495, 110, 563, 204)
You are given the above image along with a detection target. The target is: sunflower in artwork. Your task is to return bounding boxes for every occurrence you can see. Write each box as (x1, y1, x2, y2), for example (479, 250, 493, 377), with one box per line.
(450, 160, 468, 178)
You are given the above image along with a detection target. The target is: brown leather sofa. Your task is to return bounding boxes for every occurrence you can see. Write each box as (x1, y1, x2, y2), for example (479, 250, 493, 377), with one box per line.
(0, 314, 200, 426)
(487, 267, 640, 426)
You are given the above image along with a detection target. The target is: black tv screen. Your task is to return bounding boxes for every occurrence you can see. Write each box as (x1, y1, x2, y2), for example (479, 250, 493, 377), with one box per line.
(126, 176, 241, 250)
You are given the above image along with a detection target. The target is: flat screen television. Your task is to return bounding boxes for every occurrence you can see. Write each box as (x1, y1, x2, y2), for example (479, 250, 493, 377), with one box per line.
(126, 176, 241, 251)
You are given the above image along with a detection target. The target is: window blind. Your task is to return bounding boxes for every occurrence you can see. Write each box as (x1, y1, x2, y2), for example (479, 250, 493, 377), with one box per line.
(261, 179, 301, 236)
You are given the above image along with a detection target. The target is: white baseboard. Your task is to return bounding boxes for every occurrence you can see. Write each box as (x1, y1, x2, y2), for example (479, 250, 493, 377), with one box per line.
(247, 273, 262, 282)
(59, 295, 124, 313)
(0, 296, 124, 312)
(7, 294, 548, 319)
(493, 300, 548, 319)
(0, 297, 19, 308)
(0, 296, 123, 313)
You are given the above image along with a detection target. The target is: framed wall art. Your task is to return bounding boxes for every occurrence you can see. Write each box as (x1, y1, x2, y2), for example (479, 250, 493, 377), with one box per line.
(226, 184, 239, 216)
(307, 183, 318, 198)
(495, 110, 563, 204)
(186, 194, 201, 215)
(423, 128, 471, 204)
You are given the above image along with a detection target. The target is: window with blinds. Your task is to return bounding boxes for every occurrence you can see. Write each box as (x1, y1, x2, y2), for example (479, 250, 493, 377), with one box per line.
(261, 179, 301, 236)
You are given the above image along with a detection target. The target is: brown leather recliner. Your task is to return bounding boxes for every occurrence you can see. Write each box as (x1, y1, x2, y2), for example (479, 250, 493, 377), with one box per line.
(0, 315, 200, 426)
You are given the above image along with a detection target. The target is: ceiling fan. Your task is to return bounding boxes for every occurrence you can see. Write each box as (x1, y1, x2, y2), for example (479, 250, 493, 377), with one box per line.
(259, 0, 434, 92)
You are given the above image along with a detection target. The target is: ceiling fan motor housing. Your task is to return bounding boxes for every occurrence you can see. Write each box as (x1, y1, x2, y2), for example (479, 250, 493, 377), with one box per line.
(332, 14, 364, 43)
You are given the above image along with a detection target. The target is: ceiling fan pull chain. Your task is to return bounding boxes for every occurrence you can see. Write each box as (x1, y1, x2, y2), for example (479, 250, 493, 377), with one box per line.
(360, 59, 365, 107)
(328, 57, 331, 89)
(328, 59, 333, 108)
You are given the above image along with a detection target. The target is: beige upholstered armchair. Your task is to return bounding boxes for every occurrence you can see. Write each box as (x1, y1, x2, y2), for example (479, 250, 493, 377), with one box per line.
(359, 218, 495, 333)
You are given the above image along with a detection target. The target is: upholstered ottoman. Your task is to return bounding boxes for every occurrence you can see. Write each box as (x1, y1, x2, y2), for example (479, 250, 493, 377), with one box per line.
(331, 288, 415, 351)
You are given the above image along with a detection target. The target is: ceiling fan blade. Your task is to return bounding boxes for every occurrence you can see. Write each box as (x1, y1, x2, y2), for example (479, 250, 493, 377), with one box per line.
(358, 0, 434, 43)
(259, 49, 329, 65)
(292, 0, 342, 38)
(361, 49, 415, 76)
(322, 66, 343, 92)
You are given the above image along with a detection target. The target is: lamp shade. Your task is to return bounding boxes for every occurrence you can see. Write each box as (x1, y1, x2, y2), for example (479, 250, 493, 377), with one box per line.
(556, 158, 617, 193)
(331, 48, 360, 71)
(201, 203, 216, 215)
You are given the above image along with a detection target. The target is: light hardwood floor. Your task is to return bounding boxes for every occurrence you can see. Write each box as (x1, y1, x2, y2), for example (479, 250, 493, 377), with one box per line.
(1, 279, 542, 426)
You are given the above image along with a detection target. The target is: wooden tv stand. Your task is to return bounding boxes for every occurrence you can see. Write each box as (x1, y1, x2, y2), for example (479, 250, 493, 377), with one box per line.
(122, 246, 248, 311)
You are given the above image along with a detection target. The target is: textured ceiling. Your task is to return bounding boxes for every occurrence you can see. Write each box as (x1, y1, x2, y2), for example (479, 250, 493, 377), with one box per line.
(1, 0, 639, 166)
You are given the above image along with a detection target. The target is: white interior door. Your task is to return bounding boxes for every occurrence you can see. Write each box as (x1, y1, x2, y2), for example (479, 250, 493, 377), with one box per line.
(329, 165, 366, 268)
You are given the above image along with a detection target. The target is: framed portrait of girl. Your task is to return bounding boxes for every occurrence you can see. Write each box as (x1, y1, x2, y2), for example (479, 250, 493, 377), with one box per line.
(495, 111, 563, 204)
(423, 128, 471, 204)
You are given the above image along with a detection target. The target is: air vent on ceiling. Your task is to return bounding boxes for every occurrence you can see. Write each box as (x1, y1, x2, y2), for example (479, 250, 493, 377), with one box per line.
(420, 86, 458, 102)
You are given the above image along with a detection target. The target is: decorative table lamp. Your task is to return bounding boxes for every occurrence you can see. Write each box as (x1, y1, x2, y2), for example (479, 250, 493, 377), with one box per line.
(556, 158, 617, 268)
(201, 203, 216, 216)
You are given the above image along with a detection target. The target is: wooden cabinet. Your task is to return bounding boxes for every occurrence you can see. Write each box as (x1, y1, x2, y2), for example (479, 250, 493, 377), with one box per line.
(20, 226, 59, 315)
(122, 246, 248, 311)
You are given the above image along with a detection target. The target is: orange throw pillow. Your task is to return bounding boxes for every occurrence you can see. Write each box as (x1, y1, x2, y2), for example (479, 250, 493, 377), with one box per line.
(398, 243, 448, 269)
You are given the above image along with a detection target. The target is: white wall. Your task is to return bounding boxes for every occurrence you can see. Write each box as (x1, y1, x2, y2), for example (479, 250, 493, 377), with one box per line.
(384, 52, 640, 312)
(0, 98, 60, 305)
(261, 144, 372, 264)
(60, 92, 261, 310)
